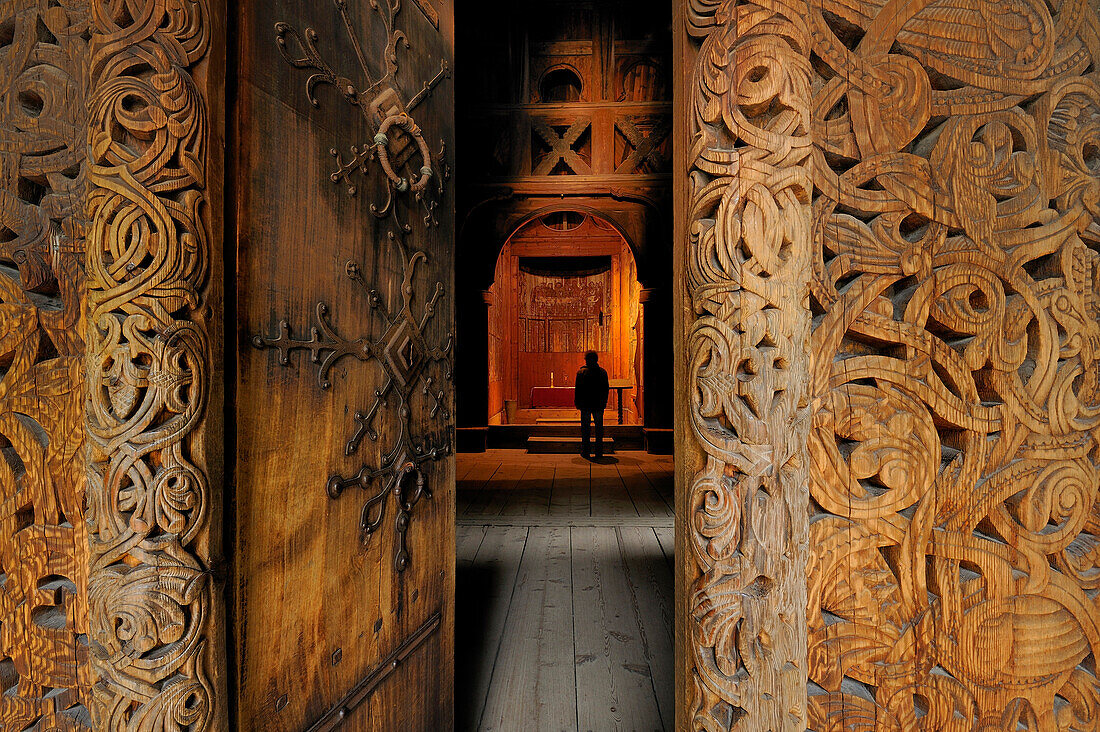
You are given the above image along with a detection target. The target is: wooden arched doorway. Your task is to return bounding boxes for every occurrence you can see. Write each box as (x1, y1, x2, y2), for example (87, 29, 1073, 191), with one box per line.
(486, 210, 643, 426)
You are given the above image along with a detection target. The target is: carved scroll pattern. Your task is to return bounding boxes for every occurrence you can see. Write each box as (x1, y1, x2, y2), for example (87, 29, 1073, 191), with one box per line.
(807, 0, 1100, 727)
(683, 0, 813, 729)
(85, 0, 221, 728)
(0, 1, 91, 728)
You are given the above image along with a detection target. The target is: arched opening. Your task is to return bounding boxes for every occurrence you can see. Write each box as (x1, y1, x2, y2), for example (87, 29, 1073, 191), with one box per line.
(486, 211, 643, 427)
(539, 66, 584, 102)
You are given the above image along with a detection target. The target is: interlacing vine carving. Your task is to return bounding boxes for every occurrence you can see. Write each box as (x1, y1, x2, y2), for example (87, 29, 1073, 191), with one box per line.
(683, 0, 813, 729)
(0, 1, 91, 728)
(85, 0, 222, 727)
(806, 0, 1100, 728)
(254, 0, 453, 573)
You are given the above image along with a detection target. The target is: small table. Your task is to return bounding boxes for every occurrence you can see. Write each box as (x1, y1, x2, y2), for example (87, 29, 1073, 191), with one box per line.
(608, 379, 634, 424)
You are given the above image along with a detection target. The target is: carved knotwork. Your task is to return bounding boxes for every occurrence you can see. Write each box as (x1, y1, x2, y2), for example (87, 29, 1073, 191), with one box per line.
(681, 0, 813, 729)
(805, 0, 1100, 728)
(84, 0, 223, 728)
(0, 1, 91, 728)
(258, 0, 453, 573)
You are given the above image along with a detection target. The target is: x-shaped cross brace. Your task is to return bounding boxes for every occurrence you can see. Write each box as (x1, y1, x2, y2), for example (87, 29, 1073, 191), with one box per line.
(532, 118, 593, 175)
(615, 117, 670, 174)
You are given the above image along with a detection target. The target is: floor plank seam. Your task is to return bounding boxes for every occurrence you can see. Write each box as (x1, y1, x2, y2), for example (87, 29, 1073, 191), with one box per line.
(617, 526, 667, 731)
(477, 527, 529, 730)
(570, 526, 581, 732)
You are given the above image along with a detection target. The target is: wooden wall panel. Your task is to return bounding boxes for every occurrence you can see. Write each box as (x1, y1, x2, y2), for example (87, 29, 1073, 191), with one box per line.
(0, 2, 91, 727)
(805, 0, 1100, 728)
(85, 0, 228, 727)
(675, 0, 814, 729)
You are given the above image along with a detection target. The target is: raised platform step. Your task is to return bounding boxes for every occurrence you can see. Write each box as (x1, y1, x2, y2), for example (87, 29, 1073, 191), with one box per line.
(526, 436, 616, 454)
(490, 424, 643, 450)
(521, 423, 606, 437)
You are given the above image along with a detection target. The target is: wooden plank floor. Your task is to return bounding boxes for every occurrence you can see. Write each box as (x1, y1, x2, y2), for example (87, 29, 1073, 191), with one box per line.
(456, 450, 674, 731)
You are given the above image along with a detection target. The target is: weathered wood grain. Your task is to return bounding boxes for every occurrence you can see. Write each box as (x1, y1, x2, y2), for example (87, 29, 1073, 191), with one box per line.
(619, 525, 676, 731)
(573, 526, 664, 731)
(551, 462, 594, 518)
(457, 525, 529, 730)
(479, 526, 576, 731)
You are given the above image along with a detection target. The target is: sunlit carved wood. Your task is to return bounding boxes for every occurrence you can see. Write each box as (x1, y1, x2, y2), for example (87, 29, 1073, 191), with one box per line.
(677, 0, 814, 729)
(85, 0, 227, 727)
(0, 2, 91, 728)
(806, 0, 1100, 728)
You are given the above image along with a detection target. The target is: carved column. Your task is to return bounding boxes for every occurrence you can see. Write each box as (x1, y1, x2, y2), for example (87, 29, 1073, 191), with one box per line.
(85, 0, 228, 728)
(675, 0, 813, 729)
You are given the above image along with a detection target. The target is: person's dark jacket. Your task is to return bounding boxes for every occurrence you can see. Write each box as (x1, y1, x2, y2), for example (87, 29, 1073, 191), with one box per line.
(574, 364, 610, 411)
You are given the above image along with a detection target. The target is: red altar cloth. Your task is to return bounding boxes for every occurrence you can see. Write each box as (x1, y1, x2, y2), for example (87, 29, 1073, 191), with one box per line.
(530, 386, 575, 408)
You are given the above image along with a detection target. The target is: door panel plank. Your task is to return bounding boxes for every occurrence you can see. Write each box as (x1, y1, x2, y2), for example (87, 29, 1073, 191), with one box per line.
(235, 1, 455, 728)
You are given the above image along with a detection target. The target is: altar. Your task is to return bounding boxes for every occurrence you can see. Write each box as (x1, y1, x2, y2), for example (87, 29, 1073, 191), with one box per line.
(530, 386, 575, 409)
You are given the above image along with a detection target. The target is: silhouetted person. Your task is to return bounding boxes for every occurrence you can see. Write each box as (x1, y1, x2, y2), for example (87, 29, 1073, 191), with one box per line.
(574, 351, 609, 459)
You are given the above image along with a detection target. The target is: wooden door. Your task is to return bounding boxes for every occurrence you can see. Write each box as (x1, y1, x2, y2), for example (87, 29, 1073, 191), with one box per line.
(234, 1, 455, 729)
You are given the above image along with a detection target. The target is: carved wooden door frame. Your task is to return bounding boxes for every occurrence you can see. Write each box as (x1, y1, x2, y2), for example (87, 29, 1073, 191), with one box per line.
(84, 0, 230, 727)
(673, 0, 813, 728)
(73, 0, 1100, 729)
(73, 0, 849, 727)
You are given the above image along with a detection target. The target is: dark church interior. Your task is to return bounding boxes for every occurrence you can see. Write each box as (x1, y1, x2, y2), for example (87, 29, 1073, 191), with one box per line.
(452, 2, 676, 729)
(454, 0, 674, 454)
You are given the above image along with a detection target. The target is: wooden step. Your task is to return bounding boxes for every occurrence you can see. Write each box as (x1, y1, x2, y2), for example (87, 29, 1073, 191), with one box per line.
(526, 436, 616, 454)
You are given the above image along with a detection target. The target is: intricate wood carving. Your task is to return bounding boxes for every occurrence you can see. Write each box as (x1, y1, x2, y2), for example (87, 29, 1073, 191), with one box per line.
(679, 0, 813, 729)
(256, 0, 453, 573)
(0, 1, 91, 727)
(85, 0, 225, 727)
(806, 0, 1100, 728)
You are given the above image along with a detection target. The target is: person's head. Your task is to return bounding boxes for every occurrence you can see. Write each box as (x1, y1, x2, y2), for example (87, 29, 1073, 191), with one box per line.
(585, 351, 598, 366)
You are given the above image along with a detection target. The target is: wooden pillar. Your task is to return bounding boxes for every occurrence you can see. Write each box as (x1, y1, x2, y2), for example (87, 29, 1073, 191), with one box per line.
(639, 286, 671, 431)
(85, 0, 228, 728)
(456, 283, 492, 448)
(674, 0, 813, 729)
